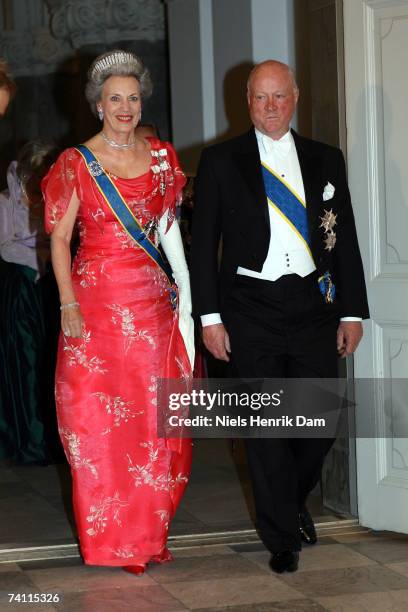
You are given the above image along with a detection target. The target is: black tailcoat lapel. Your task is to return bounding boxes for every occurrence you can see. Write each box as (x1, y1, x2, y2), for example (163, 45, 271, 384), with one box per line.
(291, 130, 322, 245)
(231, 128, 324, 237)
(232, 129, 269, 225)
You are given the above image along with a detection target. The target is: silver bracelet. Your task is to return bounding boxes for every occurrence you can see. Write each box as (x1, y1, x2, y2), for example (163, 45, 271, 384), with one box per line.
(60, 301, 79, 310)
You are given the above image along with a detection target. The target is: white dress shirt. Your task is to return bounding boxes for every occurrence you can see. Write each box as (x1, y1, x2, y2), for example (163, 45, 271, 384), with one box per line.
(201, 129, 360, 326)
(237, 129, 315, 281)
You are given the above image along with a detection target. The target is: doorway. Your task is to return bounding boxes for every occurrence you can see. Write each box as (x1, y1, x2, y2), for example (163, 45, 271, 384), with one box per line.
(0, 0, 358, 564)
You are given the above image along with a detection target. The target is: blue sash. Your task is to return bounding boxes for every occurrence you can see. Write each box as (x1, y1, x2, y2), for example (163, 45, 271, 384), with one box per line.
(261, 162, 311, 256)
(261, 162, 336, 304)
(75, 144, 177, 308)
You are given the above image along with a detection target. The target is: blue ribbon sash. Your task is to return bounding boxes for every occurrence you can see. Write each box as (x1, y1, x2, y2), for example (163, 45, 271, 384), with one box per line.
(261, 162, 311, 256)
(261, 162, 336, 304)
(75, 144, 177, 308)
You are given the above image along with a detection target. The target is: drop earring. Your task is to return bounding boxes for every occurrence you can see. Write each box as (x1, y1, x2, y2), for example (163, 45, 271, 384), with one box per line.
(97, 107, 104, 121)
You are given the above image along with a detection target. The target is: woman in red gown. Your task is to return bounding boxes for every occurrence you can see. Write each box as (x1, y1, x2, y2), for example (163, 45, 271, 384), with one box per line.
(42, 51, 194, 573)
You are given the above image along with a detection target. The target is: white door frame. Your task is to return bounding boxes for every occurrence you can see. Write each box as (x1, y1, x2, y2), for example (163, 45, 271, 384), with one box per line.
(344, 0, 408, 532)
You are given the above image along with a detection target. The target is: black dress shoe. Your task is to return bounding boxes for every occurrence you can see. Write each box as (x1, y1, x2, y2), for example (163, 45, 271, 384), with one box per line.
(269, 551, 299, 573)
(299, 509, 317, 545)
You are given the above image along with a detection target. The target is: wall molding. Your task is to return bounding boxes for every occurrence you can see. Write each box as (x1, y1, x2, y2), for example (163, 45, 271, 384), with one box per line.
(47, 0, 165, 47)
(0, 0, 165, 76)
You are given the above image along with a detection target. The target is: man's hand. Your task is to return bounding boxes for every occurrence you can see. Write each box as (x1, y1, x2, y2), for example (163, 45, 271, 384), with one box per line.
(337, 321, 363, 358)
(202, 323, 231, 361)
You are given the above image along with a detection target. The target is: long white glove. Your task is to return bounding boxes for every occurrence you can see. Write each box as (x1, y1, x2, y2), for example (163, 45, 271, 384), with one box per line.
(158, 212, 195, 371)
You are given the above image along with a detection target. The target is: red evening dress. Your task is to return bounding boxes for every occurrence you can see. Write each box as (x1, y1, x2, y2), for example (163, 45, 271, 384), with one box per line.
(42, 139, 192, 566)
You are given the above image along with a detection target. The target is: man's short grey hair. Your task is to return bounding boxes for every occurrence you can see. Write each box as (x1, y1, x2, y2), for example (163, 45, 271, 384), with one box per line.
(247, 60, 299, 93)
(85, 50, 153, 116)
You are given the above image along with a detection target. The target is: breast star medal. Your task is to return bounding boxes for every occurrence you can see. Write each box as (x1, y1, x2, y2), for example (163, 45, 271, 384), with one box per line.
(324, 232, 336, 251)
(319, 209, 337, 251)
(319, 209, 337, 232)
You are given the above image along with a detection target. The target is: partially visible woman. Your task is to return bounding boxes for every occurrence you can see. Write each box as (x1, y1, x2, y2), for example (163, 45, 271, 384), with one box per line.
(42, 50, 194, 573)
(0, 59, 16, 117)
(134, 122, 158, 139)
(0, 141, 60, 464)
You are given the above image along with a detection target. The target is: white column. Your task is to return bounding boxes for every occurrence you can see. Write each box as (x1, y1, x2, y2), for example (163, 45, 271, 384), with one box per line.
(251, 0, 295, 66)
(166, 0, 297, 170)
(199, 0, 216, 142)
(251, 0, 297, 128)
(211, 0, 253, 137)
(167, 0, 216, 171)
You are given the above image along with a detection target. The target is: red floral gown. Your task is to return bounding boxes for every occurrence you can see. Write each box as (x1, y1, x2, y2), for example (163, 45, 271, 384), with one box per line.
(42, 139, 192, 566)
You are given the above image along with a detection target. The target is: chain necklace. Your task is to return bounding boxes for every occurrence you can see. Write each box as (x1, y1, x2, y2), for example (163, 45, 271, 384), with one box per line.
(101, 132, 136, 149)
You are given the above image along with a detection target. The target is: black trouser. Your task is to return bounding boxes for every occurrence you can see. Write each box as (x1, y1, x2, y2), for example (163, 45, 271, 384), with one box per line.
(222, 273, 339, 553)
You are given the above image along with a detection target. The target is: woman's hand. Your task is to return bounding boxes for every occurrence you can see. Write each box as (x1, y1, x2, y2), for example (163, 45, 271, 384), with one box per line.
(61, 304, 83, 339)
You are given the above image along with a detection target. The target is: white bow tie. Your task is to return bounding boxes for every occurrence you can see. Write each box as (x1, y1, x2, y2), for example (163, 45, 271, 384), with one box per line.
(262, 135, 292, 157)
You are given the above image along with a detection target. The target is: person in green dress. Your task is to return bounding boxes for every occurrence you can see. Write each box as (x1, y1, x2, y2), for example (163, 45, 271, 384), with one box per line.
(0, 140, 61, 464)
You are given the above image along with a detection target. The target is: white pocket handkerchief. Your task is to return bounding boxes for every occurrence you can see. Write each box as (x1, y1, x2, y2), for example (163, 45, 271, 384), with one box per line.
(323, 181, 335, 201)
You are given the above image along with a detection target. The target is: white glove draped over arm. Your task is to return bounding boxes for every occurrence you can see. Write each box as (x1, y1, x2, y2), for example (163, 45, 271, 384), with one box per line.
(158, 212, 195, 370)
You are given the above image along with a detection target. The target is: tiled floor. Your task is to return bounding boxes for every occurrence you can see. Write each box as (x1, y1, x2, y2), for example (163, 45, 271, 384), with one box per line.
(2, 530, 408, 611)
(0, 440, 333, 549)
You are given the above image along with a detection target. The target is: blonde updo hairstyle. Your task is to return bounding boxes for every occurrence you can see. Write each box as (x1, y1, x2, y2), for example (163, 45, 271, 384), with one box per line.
(85, 50, 153, 117)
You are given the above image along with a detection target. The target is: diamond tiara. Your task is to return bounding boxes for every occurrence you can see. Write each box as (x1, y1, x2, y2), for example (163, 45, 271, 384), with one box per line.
(91, 52, 139, 79)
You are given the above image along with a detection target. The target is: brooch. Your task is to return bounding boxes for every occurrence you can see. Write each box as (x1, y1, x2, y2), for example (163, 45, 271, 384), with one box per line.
(88, 161, 104, 177)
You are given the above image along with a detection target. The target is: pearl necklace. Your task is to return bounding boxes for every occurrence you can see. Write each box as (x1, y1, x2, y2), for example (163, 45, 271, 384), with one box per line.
(101, 132, 136, 149)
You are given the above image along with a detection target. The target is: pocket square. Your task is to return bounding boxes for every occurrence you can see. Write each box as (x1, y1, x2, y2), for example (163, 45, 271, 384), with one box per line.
(323, 181, 335, 201)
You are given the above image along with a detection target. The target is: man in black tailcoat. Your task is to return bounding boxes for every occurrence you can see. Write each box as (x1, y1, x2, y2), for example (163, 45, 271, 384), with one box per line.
(190, 60, 369, 573)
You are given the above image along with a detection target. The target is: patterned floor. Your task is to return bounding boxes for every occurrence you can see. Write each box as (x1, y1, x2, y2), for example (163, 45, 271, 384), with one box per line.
(2, 530, 408, 611)
(0, 440, 332, 549)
